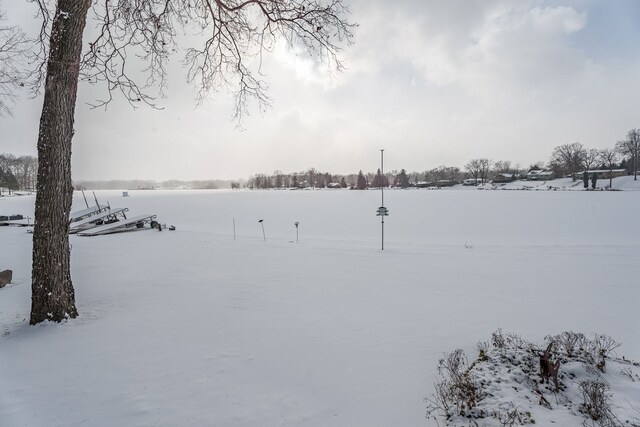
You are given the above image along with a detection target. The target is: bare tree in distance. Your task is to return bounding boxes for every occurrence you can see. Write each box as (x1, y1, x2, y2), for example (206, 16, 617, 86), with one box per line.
(492, 160, 512, 174)
(550, 142, 585, 181)
(582, 148, 599, 173)
(0, 154, 38, 190)
(464, 159, 482, 185)
(0, 6, 30, 115)
(27, 0, 355, 325)
(615, 129, 640, 181)
(478, 158, 492, 184)
(446, 166, 461, 183)
(0, 166, 20, 195)
(0, 153, 14, 174)
(598, 148, 619, 189)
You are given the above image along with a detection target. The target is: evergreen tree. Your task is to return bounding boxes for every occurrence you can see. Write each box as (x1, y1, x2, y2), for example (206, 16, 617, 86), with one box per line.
(397, 169, 409, 188)
(356, 170, 367, 190)
(372, 168, 383, 188)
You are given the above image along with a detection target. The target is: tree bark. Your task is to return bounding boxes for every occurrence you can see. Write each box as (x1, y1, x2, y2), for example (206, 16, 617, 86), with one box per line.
(31, 0, 91, 324)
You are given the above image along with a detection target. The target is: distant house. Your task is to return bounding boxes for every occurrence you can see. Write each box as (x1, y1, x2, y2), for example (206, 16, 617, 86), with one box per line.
(437, 180, 457, 187)
(414, 181, 434, 188)
(527, 170, 554, 181)
(327, 182, 341, 189)
(491, 173, 516, 183)
(581, 169, 626, 179)
(463, 178, 481, 186)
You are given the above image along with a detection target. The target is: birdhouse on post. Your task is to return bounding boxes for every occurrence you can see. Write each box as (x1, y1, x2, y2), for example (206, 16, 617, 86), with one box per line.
(376, 206, 389, 217)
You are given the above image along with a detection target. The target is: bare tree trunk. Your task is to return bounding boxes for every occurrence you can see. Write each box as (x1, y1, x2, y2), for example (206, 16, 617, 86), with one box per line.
(31, 0, 91, 324)
(609, 168, 613, 189)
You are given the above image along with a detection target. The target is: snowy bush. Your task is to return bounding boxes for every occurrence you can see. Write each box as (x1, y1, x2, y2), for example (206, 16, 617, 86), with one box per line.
(425, 331, 640, 427)
(553, 331, 586, 358)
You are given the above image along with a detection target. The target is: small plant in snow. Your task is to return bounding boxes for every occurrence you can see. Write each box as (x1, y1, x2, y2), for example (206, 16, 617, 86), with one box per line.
(492, 329, 506, 350)
(426, 349, 479, 420)
(553, 331, 586, 358)
(589, 334, 621, 373)
(477, 341, 490, 362)
(494, 402, 532, 427)
(578, 379, 621, 426)
(619, 367, 638, 382)
(505, 333, 530, 351)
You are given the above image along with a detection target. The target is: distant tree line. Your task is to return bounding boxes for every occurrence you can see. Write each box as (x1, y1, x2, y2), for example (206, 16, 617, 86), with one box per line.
(73, 179, 238, 190)
(5, 128, 637, 194)
(244, 128, 639, 189)
(245, 166, 464, 189)
(0, 153, 37, 194)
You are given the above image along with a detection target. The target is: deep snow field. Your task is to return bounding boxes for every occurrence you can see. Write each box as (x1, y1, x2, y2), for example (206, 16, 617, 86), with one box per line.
(1, 189, 639, 426)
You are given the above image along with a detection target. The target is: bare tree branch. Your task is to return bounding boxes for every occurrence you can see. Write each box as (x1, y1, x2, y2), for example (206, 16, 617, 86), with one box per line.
(71, 0, 355, 121)
(24, 0, 53, 94)
(582, 148, 599, 172)
(0, 5, 31, 115)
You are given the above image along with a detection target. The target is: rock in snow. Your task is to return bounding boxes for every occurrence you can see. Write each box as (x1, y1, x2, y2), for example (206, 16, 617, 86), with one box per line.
(0, 270, 12, 288)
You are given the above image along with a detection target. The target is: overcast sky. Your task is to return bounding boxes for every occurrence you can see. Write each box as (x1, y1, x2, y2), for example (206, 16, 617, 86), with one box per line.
(2, 0, 640, 181)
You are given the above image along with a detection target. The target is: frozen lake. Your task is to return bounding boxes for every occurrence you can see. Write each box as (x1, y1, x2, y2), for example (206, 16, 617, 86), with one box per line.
(68, 188, 640, 246)
(1, 189, 639, 426)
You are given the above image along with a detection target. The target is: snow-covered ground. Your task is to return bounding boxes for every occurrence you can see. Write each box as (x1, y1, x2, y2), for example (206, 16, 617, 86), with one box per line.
(1, 189, 639, 426)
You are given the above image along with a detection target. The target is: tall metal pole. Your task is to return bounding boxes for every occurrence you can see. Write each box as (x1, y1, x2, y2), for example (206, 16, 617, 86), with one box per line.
(381, 149, 384, 251)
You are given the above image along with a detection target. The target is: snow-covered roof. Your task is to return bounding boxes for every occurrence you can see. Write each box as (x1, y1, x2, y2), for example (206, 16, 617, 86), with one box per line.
(582, 169, 626, 173)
